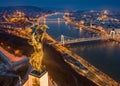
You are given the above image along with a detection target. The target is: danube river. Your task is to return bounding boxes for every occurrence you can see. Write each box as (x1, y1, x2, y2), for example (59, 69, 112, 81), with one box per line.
(41, 14, 120, 82)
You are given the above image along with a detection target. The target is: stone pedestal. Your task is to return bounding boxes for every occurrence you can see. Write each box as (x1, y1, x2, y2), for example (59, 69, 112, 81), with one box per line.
(24, 70, 48, 86)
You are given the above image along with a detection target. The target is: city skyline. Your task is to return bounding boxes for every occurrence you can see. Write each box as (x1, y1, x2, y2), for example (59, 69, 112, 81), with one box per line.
(0, 0, 120, 10)
(0, 0, 120, 85)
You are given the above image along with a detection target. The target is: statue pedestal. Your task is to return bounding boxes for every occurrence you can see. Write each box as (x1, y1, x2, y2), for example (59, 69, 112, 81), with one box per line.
(24, 70, 48, 86)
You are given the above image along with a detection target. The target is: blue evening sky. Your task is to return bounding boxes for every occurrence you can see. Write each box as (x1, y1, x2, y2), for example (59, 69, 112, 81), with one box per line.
(0, 0, 120, 10)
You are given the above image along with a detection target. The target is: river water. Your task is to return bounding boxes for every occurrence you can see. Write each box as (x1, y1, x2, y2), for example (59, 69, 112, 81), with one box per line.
(41, 14, 120, 82)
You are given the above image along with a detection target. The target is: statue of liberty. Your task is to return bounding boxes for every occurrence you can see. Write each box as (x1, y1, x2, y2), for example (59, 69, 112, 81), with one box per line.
(28, 24, 48, 72)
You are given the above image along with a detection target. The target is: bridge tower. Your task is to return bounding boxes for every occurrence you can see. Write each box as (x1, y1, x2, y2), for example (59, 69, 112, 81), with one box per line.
(58, 18, 60, 23)
(110, 29, 115, 38)
(61, 35, 65, 45)
(64, 12, 70, 16)
(65, 21, 68, 25)
(44, 18, 46, 24)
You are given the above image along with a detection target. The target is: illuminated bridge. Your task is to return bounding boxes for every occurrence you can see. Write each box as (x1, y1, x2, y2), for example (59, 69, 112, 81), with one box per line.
(44, 18, 64, 21)
(55, 35, 111, 45)
(39, 18, 64, 24)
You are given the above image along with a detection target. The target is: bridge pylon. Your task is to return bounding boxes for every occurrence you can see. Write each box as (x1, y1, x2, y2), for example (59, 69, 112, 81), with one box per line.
(58, 18, 60, 23)
(110, 30, 115, 38)
(44, 18, 46, 24)
(61, 35, 65, 45)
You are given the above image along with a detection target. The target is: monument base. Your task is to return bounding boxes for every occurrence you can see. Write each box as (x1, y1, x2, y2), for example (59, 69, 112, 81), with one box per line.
(23, 70, 48, 86)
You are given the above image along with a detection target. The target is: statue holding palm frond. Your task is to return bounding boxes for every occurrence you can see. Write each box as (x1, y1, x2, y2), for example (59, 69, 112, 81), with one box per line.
(28, 24, 48, 72)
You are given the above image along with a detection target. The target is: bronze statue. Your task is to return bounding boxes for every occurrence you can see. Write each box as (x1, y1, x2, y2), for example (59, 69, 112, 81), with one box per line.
(28, 24, 48, 72)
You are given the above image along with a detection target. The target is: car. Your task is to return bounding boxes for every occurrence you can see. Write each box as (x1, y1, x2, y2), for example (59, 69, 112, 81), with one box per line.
(74, 61, 83, 68)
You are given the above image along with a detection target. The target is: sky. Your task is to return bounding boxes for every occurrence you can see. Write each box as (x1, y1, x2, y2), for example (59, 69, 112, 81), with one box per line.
(0, 0, 120, 10)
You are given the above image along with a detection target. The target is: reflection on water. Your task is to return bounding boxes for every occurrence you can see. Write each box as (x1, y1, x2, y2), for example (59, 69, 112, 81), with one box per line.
(42, 14, 94, 39)
(46, 22, 94, 40)
(42, 14, 120, 82)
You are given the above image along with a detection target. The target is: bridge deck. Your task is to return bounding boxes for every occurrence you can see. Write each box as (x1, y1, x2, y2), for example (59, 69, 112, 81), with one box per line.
(60, 37, 111, 45)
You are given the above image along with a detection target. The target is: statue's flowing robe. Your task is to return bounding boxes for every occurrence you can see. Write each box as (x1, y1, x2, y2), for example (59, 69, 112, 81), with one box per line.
(29, 30, 43, 72)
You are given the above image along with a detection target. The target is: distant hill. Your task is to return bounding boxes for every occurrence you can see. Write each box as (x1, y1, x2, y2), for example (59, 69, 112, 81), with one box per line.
(0, 6, 53, 18)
